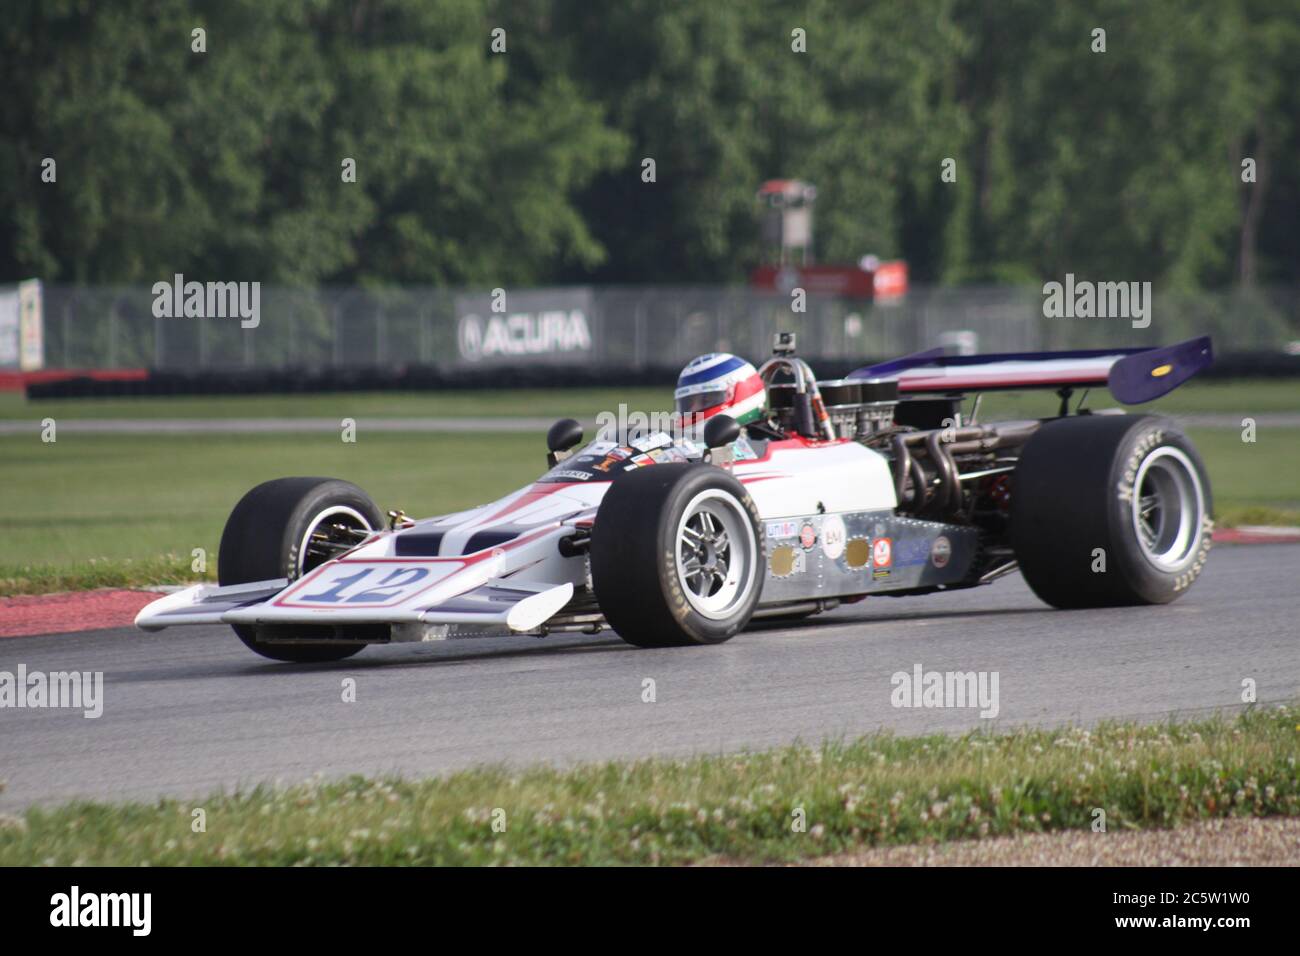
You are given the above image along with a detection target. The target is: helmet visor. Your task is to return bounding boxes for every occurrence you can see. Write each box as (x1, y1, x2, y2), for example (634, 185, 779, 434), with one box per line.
(675, 387, 728, 416)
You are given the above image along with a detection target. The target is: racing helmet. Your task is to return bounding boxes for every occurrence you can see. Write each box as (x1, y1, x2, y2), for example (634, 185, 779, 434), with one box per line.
(674, 353, 766, 429)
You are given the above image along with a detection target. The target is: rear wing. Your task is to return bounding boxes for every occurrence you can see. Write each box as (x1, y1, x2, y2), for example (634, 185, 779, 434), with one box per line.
(848, 335, 1212, 404)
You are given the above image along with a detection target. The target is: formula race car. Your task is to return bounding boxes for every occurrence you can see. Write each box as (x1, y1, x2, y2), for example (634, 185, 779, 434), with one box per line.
(136, 333, 1215, 662)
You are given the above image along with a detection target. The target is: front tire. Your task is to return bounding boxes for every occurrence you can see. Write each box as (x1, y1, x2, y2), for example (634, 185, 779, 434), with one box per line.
(218, 477, 384, 662)
(1010, 415, 1212, 608)
(590, 465, 764, 647)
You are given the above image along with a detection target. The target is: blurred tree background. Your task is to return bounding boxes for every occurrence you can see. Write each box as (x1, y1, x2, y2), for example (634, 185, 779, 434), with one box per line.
(1, 0, 1296, 289)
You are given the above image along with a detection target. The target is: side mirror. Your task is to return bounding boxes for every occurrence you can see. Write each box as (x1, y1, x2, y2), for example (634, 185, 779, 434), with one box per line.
(546, 418, 584, 466)
(703, 414, 740, 450)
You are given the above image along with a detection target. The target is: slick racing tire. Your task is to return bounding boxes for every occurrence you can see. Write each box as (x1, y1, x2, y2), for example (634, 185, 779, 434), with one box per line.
(218, 477, 385, 662)
(1010, 415, 1212, 609)
(590, 464, 764, 647)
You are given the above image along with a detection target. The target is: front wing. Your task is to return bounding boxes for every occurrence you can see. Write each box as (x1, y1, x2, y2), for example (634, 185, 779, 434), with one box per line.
(135, 555, 574, 637)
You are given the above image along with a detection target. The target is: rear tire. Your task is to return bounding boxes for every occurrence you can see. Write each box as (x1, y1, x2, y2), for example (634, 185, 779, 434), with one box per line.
(1011, 415, 1212, 608)
(218, 477, 384, 662)
(590, 465, 764, 647)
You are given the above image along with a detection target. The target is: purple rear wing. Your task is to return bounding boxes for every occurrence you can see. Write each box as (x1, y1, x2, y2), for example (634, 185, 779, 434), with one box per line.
(848, 336, 1213, 404)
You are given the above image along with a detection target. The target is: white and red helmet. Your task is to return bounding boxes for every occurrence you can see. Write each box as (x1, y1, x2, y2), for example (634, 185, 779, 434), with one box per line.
(674, 353, 766, 429)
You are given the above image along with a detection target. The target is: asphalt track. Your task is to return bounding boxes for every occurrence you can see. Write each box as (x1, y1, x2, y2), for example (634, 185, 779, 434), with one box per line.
(1, 544, 1296, 811)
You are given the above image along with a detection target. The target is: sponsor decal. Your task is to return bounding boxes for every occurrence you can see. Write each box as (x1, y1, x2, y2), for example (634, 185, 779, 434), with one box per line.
(873, 537, 893, 568)
(548, 469, 593, 482)
(892, 538, 930, 568)
(731, 434, 759, 461)
(768, 545, 807, 578)
(930, 535, 952, 569)
(820, 515, 846, 561)
(799, 523, 817, 550)
(648, 448, 673, 463)
(630, 431, 673, 453)
(872, 568, 891, 580)
(765, 520, 798, 540)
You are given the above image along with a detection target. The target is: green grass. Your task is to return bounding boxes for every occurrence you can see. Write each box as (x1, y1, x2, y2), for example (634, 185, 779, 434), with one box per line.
(0, 387, 674, 421)
(0, 432, 544, 594)
(2, 379, 1297, 422)
(1185, 428, 1300, 527)
(0, 555, 203, 596)
(1, 706, 1296, 866)
(969, 378, 1300, 419)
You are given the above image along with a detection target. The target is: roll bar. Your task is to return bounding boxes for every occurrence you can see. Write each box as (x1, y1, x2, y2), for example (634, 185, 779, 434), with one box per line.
(756, 355, 836, 441)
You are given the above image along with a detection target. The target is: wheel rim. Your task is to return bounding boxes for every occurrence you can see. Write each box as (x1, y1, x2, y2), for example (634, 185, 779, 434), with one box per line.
(674, 490, 758, 620)
(1129, 446, 1205, 572)
(298, 506, 373, 576)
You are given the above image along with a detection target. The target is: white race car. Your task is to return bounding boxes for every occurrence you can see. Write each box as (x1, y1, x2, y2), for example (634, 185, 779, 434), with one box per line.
(136, 334, 1215, 661)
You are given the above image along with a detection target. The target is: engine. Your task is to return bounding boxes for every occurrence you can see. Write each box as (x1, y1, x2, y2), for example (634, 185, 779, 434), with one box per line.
(767, 377, 901, 440)
(870, 417, 1040, 523)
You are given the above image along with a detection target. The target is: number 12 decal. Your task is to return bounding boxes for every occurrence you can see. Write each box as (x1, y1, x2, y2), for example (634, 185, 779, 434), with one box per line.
(300, 567, 431, 604)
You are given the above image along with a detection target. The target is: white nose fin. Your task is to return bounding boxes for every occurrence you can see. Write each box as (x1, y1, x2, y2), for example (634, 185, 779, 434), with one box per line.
(418, 580, 574, 632)
(505, 582, 575, 632)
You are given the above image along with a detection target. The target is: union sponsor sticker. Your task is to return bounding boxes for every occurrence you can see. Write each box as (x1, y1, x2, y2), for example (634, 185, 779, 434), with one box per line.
(765, 520, 798, 540)
(873, 537, 893, 568)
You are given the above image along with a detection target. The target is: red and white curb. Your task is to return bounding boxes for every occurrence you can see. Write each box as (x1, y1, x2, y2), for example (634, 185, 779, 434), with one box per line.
(1212, 525, 1300, 545)
(0, 589, 164, 639)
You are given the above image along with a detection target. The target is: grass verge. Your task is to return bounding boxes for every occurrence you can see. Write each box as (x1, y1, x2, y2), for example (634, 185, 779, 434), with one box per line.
(0, 387, 673, 421)
(1, 378, 1296, 420)
(0, 431, 542, 585)
(0, 554, 211, 598)
(2, 706, 1296, 866)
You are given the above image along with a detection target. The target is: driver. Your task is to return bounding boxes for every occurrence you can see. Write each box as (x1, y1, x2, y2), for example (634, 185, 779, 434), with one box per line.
(673, 353, 769, 438)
